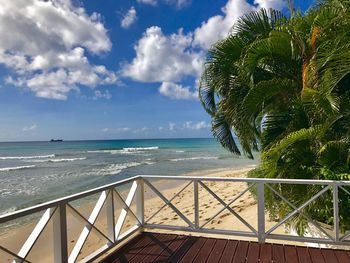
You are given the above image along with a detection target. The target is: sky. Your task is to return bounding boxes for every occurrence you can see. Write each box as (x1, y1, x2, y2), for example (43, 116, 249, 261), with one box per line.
(0, 0, 314, 141)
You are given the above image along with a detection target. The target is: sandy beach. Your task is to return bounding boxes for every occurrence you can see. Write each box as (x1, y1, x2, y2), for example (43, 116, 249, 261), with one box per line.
(0, 166, 299, 262)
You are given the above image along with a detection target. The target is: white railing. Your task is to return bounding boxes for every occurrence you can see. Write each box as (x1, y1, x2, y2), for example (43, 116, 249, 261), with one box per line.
(1, 175, 350, 262)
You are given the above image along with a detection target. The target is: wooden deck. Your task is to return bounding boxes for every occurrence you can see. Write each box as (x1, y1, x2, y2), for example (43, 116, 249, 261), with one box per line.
(101, 232, 350, 263)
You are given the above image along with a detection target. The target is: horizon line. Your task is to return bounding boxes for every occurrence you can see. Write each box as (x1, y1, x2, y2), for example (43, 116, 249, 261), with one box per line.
(0, 136, 219, 143)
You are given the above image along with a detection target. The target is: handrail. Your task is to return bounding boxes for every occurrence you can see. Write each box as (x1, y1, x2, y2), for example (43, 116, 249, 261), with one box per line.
(140, 174, 350, 185)
(0, 175, 349, 263)
(0, 175, 139, 223)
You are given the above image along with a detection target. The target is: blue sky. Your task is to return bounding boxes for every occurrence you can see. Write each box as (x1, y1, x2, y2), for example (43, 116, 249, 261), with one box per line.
(0, 0, 314, 141)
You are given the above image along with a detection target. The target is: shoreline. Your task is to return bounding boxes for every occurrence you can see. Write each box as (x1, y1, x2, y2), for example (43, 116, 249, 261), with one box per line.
(0, 165, 305, 262)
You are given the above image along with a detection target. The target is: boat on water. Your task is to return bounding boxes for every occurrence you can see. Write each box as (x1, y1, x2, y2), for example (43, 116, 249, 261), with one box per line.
(50, 139, 63, 142)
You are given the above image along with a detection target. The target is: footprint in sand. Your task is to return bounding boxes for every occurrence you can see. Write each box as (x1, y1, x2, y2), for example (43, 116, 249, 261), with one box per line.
(219, 213, 230, 219)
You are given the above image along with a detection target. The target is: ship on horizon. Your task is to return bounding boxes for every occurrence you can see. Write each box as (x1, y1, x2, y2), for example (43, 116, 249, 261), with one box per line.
(50, 139, 63, 142)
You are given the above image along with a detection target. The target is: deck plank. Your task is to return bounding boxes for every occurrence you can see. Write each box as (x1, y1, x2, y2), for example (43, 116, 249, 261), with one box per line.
(178, 236, 206, 262)
(157, 235, 188, 262)
(284, 245, 299, 263)
(260, 243, 272, 263)
(129, 233, 170, 263)
(101, 232, 350, 263)
(232, 241, 249, 263)
(297, 247, 312, 263)
(206, 239, 227, 263)
(167, 236, 197, 262)
(321, 249, 339, 263)
(309, 248, 325, 263)
(246, 242, 260, 263)
(219, 240, 238, 263)
(104, 233, 152, 263)
(335, 251, 350, 263)
(192, 238, 216, 263)
(272, 244, 285, 263)
(139, 233, 177, 263)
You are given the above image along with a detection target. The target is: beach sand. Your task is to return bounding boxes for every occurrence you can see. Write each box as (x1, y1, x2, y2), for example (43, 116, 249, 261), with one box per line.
(0, 166, 302, 262)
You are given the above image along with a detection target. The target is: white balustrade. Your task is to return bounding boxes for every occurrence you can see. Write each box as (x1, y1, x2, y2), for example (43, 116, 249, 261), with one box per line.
(0, 175, 349, 262)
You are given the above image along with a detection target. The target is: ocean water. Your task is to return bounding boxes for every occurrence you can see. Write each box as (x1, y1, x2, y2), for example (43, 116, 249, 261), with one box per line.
(0, 138, 258, 215)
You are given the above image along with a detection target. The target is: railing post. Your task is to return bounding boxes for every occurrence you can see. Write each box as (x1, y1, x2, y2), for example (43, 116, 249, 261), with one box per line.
(53, 204, 68, 263)
(257, 182, 265, 243)
(194, 180, 199, 229)
(106, 188, 115, 243)
(333, 182, 339, 242)
(136, 178, 144, 227)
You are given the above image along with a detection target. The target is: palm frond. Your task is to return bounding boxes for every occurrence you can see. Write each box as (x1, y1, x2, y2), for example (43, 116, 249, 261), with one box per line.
(211, 111, 241, 156)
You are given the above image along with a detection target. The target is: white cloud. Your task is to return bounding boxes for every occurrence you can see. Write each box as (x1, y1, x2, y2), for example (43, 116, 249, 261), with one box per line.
(133, 126, 149, 134)
(169, 122, 176, 131)
(123, 0, 286, 100)
(93, 89, 112, 100)
(103, 127, 131, 133)
(23, 124, 37, 132)
(183, 121, 210, 130)
(166, 0, 191, 9)
(122, 26, 203, 83)
(194, 0, 286, 49)
(254, 0, 286, 10)
(137, 0, 190, 9)
(194, 0, 254, 50)
(159, 82, 198, 100)
(121, 7, 137, 29)
(137, 0, 157, 6)
(0, 0, 117, 100)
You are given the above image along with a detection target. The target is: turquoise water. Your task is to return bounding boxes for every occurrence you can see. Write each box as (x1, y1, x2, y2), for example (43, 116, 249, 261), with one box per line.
(0, 138, 258, 215)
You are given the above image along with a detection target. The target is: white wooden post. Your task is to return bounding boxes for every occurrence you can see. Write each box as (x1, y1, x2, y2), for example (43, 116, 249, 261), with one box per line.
(136, 178, 144, 226)
(106, 188, 115, 243)
(333, 182, 339, 241)
(257, 182, 265, 243)
(53, 205, 68, 263)
(194, 180, 199, 229)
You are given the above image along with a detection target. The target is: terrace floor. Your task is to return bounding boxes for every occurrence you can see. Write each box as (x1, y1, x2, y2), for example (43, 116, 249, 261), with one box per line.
(101, 232, 350, 263)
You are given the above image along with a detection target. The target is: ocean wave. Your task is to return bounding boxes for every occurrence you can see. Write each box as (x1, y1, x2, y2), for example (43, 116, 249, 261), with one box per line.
(29, 157, 86, 163)
(0, 154, 55, 160)
(95, 162, 142, 176)
(0, 165, 36, 172)
(88, 146, 159, 155)
(170, 157, 219, 162)
(123, 147, 159, 151)
(175, 150, 185, 153)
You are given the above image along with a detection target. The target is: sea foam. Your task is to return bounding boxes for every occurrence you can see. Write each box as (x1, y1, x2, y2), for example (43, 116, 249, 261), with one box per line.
(28, 157, 86, 163)
(88, 146, 159, 155)
(170, 156, 219, 162)
(0, 154, 55, 160)
(0, 165, 36, 172)
(95, 162, 142, 176)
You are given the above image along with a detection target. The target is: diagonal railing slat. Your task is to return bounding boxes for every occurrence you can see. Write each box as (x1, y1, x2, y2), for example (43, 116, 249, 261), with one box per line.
(145, 181, 193, 224)
(199, 182, 257, 234)
(16, 207, 57, 262)
(143, 179, 195, 229)
(113, 189, 142, 228)
(266, 184, 335, 241)
(68, 190, 112, 263)
(265, 185, 331, 236)
(0, 245, 32, 263)
(114, 180, 139, 240)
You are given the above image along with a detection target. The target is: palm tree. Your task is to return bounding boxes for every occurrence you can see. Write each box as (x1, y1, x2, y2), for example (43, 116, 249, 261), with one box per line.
(199, 0, 350, 233)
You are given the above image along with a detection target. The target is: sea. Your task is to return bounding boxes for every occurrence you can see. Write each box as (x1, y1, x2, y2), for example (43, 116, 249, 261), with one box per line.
(0, 138, 258, 215)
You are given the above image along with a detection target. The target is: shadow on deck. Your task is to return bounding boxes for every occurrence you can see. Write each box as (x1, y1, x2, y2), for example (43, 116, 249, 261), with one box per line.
(101, 232, 350, 263)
